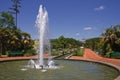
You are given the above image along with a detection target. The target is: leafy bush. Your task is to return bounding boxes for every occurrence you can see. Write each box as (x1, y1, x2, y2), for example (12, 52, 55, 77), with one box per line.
(73, 50, 84, 56)
(24, 49, 36, 56)
(51, 49, 60, 56)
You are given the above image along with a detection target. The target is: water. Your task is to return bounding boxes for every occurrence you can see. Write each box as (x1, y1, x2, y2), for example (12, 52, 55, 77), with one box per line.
(28, 5, 56, 69)
(36, 5, 48, 66)
(0, 60, 119, 80)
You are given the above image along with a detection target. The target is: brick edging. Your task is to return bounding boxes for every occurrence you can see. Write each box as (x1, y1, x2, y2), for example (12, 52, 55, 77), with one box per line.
(68, 58, 120, 80)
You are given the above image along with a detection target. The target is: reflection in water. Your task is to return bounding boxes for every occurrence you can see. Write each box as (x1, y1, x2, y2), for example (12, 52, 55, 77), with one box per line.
(0, 60, 119, 80)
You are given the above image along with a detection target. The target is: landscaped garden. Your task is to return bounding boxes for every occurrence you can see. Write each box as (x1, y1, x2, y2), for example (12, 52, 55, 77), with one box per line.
(0, 0, 120, 80)
(0, 0, 120, 58)
(84, 25, 120, 58)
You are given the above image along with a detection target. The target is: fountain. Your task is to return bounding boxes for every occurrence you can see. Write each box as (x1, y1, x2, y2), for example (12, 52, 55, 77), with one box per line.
(0, 4, 119, 80)
(28, 5, 57, 69)
(0, 60, 119, 80)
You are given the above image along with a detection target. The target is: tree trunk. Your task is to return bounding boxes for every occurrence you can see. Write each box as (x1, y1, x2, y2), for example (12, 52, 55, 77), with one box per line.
(16, 12, 17, 27)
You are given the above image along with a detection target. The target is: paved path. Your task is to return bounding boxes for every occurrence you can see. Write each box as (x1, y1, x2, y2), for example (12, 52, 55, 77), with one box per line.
(69, 49, 120, 80)
(0, 54, 52, 61)
(0, 49, 119, 66)
(69, 48, 120, 67)
(0, 49, 119, 67)
(0, 49, 120, 80)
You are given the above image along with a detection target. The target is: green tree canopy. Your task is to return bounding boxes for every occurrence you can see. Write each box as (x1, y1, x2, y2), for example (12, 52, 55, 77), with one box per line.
(51, 36, 82, 49)
(0, 12, 15, 28)
(85, 37, 101, 50)
(0, 12, 33, 56)
(101, 25, 120, 52)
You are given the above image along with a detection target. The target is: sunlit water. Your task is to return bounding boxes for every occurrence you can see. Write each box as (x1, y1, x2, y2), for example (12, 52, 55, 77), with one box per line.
(0, 60, 119, 80)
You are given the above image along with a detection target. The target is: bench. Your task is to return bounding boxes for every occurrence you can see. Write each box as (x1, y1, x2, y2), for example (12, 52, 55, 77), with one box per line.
(8, 51, 23, 56)
(110, 52, 120, 58)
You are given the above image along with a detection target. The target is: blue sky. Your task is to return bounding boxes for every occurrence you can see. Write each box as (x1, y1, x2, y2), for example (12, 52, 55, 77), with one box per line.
(0, 0, 120, 40)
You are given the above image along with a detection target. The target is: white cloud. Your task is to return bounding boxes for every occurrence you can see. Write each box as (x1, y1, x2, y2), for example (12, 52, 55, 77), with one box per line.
(76, 33, 80, 36)
(94, 5, 104, 11)
(66, 33, 69, 35)
(83, 27, 92, 30)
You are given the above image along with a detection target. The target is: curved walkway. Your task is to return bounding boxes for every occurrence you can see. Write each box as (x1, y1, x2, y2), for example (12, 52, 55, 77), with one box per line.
(70, 49, 120, 66)
(0, 49, 120, 79)
(69, 48, 120, 80)
(0, 54, 51, 61)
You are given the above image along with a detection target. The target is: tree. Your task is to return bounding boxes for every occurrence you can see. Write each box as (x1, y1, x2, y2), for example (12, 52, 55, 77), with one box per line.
(8, 29, 22, 51)
(0, 27, 12, 55)
(101, 25, 120, 55)
(112, 25, 120, 51)
(0, 11, 34, 56)
(0, 12, 15, 28)
(85, 38, 101, 50)
(51, 36, 82, 49)
(0, 12, 16, 55)
(10, 0, 21, 27)
(113, 25, 120, 46)
(58, 36, 67, 48)
(21, 32, 31, 50)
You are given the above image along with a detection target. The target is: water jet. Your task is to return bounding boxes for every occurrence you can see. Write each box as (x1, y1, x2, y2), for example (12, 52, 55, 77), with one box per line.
(28, 5, 57, 69)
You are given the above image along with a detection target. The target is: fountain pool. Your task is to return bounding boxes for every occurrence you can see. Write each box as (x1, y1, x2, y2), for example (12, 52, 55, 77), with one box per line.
(0, 60, 119, 80)
(0, 3, 119, 80)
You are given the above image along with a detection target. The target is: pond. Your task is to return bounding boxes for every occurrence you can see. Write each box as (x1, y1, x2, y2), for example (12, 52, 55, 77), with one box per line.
(0, 60, 119, 80)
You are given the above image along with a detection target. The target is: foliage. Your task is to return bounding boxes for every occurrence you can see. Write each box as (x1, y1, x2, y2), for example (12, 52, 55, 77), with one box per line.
(85, 37, 101, 51)
(85, 25, 120, 58)
(51, 36, 83, 49)
(0, 27, 12, 55)
(23, 49, 36, 56)
(0, 12, 15, 28)
(51, 49, 60, 56)
(51, 36, 83, 56)
(101, 25, 120, 56)
(0, 12, 34, 56)
(72, 49, 84, 56)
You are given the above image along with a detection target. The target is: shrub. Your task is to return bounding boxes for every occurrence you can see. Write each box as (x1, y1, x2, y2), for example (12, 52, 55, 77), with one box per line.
(52, 50, 59, 56)
(24, 49, 36, 56)
(73, 50, 84, 56)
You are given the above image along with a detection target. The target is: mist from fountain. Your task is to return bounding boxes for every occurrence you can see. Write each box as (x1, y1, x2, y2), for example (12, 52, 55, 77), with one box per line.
(36, 4, 48, 67)
(27, 5, 58, 70)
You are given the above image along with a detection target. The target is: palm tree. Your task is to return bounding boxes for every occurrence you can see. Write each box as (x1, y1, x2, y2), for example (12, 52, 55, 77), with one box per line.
(113, 25, 120, 51)
(101, 27, 114, 54)
(10, 0, 21, 27)
(101, 25, 120, 54)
